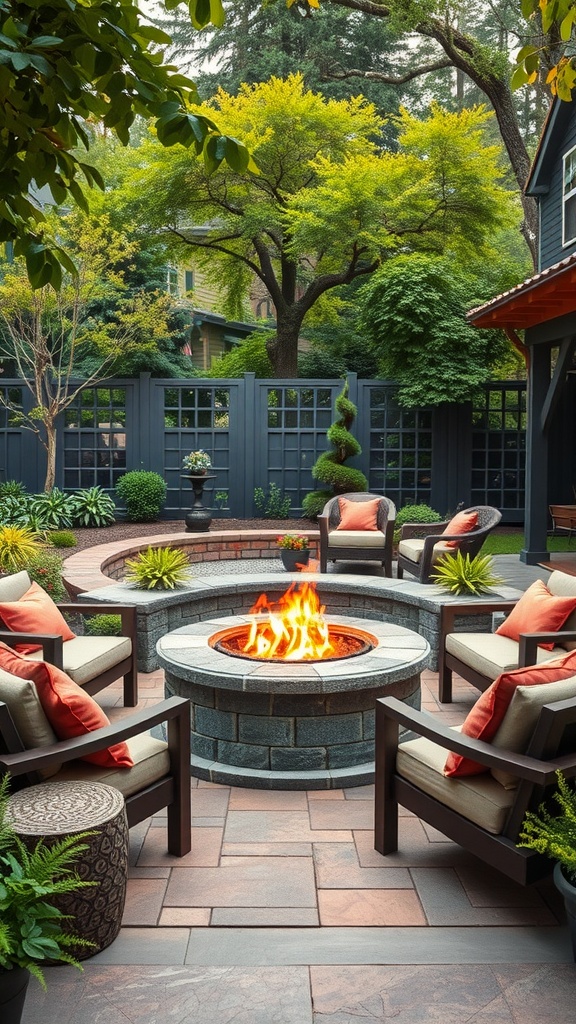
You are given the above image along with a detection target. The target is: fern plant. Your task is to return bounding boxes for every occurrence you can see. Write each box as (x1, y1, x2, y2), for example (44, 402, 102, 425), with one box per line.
(431, 550, 503, 596)
(0, 776, 95, 986)
(518, 770, 576, 884)
(124, 545, 193, 590)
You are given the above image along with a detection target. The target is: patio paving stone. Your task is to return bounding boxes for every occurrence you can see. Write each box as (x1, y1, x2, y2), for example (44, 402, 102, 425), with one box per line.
(317, 888, 426, 926)
(412, 867, 559, 926)
(123, 877, 168, 926)
(313, 842, 414, 888)
(159, 907, 211, 926)
(221, 841, 312, 856)
(211, 907, 320, 926)
(163, 856, 317, 907)
(307, 798, 374, 831)
(137, 825, 223, 867)
(223, 808, 352, 843)
(228, 787, 308, 809)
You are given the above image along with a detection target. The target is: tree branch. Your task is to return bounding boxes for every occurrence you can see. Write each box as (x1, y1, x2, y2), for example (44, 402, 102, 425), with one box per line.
(327, 58, 452, 85)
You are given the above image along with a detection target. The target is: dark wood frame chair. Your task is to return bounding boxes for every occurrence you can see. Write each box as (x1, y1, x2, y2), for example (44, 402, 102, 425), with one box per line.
(0, 695, 191, 857)
(438, 599, 576, 702)
(317, 493, 396, 576)
(396, 505, 502, 584)
(374, 693, 576, 885)
(549, 504, 576, 543)
(0, 602, 138, 706)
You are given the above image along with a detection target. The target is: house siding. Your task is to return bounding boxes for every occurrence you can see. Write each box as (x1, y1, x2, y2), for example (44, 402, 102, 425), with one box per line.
(539, 104, 576, 268)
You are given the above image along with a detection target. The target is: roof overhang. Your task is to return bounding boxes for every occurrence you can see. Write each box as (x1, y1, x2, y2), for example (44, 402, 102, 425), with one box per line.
(467, 254, 576, 329)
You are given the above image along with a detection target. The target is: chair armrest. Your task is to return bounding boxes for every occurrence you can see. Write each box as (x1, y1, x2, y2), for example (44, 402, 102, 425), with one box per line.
(440, 600, 517, 636)
(0, 696, 189, 778)
(519, 631, 576, 667)
(0, 630, 63, 666)
(317, 515, 330, 542)
(58, 603, 137, 642)
(400, 521, 449, 540)
(376, 696, 574, 785)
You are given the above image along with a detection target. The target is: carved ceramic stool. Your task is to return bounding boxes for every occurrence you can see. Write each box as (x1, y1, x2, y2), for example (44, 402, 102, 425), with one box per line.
(7, 780, 129, 958)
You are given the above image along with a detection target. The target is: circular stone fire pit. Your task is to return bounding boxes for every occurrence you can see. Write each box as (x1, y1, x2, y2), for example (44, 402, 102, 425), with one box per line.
(157, 614, 430, 790)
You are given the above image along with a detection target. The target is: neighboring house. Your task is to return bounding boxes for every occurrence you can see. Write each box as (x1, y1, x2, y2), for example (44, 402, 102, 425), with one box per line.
(468, 98, 576, 565)
(164, 262, 264, 371)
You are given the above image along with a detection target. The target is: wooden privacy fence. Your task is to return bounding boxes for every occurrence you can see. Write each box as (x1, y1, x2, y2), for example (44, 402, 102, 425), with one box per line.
(1, 372, 574, 523)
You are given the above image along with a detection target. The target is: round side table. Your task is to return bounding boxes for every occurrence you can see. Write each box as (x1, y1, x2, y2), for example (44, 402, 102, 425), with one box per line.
(7, 780, 129, 958)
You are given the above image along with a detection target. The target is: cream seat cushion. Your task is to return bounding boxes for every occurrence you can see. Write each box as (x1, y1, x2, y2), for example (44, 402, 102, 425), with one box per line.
(397, 732, 515, 834)
(398, 538, 452, 564)
(328, 530, 386, 549)
(445, 632, 563, 680)
(548, 571, 576, 650)
(0, 669, 60, 779)
(26, 635, 132, 686)
(55, 733, 170, 798)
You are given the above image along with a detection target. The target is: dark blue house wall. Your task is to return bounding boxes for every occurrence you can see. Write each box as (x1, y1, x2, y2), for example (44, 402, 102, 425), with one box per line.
(537, 103, 576, 268)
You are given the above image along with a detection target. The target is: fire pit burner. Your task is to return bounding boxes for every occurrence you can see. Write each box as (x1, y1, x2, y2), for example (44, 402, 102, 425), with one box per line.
(210, 623, 376, 663)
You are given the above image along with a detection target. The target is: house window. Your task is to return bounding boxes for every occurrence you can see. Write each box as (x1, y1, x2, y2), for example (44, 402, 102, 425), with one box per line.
(166, 266, 179, 295)
(185, 270, 194, 293)
(563, 146, 576, 246)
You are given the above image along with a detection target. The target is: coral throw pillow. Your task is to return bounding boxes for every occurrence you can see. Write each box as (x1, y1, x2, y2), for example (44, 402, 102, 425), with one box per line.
(0, 581, 75, 654)
(0, 641, 132, 768)
(35, 662, 133, 768)
(444, 649, 576, 778)
(442, 511, 478, 548)
(337, 497, 380, 531)
(0, 640, 47, 686)
(495, 579, 576, 651)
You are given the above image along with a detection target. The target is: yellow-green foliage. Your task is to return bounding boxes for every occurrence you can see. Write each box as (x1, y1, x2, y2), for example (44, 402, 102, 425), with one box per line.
(519, 771, 576, 883)
(431, 550, 503, 596)
(125, 546, 193, 590)
(0, 525, 41, 571)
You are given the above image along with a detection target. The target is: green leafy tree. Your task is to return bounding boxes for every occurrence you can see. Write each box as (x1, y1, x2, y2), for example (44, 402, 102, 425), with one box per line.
(304, 381, 367, 516)
(356, 254, 515, 407)
(0, 210, 186, 489)
(298, 0, 560, 265)
(0, 0, 250, 288)
(514, 0, 576, 100)
(206, 332, 274, 378)
(126, 75, 518, 377)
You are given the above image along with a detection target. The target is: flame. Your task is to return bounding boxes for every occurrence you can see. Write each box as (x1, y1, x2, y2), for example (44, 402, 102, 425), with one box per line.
(242, 582, 335, 661)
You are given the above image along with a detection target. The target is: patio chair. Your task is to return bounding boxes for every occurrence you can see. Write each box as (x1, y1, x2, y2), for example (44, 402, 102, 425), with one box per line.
(374, 677, 576, 885)
(318, 493, 396, 576)
(438, 570, 576, 702)
(0, 679, 191, 856)
(549, 504, 576, 543)
(0, 570, 138, 706)
(396, 505, 502, 584)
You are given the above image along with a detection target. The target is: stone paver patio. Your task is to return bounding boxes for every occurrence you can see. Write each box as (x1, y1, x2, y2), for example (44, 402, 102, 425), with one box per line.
(19, 550, 576, 1021)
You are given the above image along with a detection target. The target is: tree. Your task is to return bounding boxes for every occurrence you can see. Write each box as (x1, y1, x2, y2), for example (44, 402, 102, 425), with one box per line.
(0, 210, 184, 490)
(291, 0, 556, 265)
(0, 0, 250, 288)
(127, 75, 519, 377)
(514, 0, 576, 100)
(356, 254, 516, 407)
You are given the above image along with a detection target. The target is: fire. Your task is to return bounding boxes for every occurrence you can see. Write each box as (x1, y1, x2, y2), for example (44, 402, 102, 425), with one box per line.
(243, 582, 335, 661)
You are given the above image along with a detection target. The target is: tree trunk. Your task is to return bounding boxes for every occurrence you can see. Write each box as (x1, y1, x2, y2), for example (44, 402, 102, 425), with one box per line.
(44, 421, 57, 492)
(265, 308, 303, 377)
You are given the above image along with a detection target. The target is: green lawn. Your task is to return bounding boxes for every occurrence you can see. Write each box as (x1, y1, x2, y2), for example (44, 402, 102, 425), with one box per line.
(483, 534, 575, 555)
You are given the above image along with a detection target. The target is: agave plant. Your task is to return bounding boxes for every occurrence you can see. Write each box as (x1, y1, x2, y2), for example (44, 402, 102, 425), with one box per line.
(124, 545, 193, 590)
(29, 489, 76, 531)
(0, 525, 41, 572)
(431, 550, 504, 596)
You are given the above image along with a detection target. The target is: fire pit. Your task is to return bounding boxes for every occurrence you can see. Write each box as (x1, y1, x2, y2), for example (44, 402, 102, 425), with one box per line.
(157, 582, 430, 789)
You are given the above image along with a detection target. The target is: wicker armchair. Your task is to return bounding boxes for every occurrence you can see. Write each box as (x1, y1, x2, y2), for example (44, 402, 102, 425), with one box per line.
(396, 505, 502, 584)
(318, 493, 396, 575)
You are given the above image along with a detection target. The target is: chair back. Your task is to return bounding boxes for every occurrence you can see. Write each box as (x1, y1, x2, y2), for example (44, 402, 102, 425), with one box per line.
(322, 493, 396, 532)
(454, 505, 502, 557)
(0, 571, 32, 603)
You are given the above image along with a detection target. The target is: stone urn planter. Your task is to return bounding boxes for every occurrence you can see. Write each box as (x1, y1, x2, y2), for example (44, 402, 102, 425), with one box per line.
(554, 863, 576, 960)
(182, 473, 216, 533)
(279, 548, 310, 571)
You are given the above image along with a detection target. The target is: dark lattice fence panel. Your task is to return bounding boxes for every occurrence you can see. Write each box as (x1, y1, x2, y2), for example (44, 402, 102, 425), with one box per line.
(470, 384, 526, 519)
(62, 385, 131, 491)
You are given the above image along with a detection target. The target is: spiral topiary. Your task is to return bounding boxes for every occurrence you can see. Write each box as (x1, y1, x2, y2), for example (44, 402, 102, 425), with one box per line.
(303, 382, 368, 518)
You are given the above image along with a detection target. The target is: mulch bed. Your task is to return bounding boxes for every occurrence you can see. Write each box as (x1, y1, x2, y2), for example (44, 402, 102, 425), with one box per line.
(70, 518, 312, 553)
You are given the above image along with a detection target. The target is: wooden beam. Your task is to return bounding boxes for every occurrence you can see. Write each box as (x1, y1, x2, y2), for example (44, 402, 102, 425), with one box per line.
(540, 336, 576, 434)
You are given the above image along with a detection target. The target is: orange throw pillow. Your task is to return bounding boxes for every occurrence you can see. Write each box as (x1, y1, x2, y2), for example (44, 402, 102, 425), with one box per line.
(0, 581, 75, 654)
(442, 510, 478, 548)
(35, 662, 133, 768)
(495, 579, 576, 651)
(337, 497, 380, 531)
(0, 640, 47, 686)
(444, 649, 576, 778)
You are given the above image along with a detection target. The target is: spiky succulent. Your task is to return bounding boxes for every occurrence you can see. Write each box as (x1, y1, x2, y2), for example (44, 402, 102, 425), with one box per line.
(0, 525, 41, 571)
(124, 545, 193, 590)
(431, 550, 503, 596)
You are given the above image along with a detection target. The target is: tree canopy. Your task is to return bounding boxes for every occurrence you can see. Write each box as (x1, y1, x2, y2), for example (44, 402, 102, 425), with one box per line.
(0, 0, 250, 288)
(123, 74, 519, 377)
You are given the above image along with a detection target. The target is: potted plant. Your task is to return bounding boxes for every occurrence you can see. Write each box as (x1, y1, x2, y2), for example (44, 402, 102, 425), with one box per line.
(276, 533, 311, 571)
(0, 776, 95, 1023)
(182, 450, 212, 475)
(518, 770, 576, 960)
